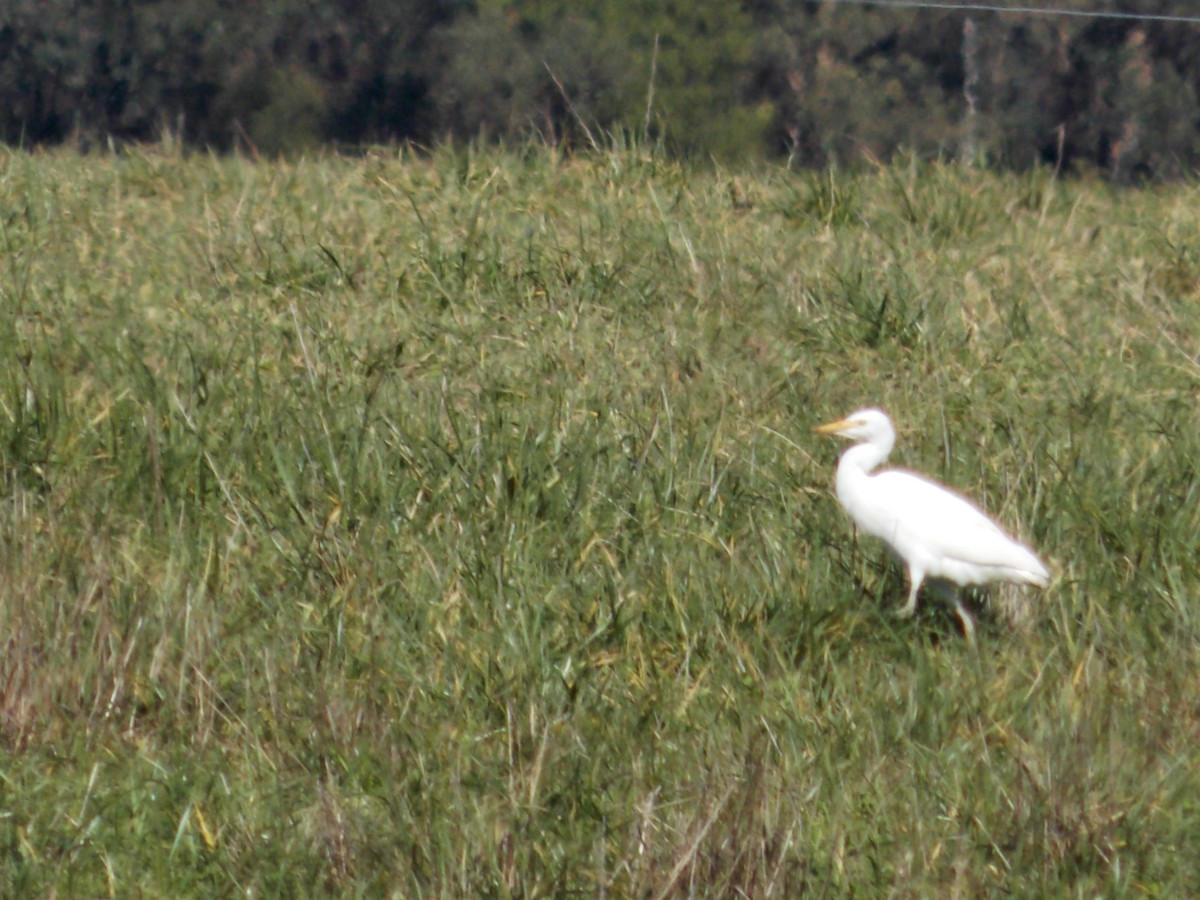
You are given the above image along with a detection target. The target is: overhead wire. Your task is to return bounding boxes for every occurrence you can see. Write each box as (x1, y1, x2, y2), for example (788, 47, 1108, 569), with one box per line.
(809, 0, 1200, 25)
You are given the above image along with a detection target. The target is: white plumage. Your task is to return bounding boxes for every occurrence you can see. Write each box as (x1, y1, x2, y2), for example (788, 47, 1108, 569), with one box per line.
(815, 407, 1049, 641)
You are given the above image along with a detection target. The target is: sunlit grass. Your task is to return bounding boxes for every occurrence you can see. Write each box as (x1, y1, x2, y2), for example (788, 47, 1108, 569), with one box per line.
(0, 142, 1198, 894)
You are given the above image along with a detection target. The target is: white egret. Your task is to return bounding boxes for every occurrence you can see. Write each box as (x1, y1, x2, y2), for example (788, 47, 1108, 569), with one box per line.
(815, 408, 1049, 641)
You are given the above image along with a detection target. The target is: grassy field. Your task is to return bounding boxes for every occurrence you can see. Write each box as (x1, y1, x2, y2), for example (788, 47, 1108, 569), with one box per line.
(0, 142, 1198, 895)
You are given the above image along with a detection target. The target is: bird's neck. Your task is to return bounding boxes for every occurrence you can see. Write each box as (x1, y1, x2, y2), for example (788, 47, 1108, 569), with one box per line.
(835, 442, 891, 499)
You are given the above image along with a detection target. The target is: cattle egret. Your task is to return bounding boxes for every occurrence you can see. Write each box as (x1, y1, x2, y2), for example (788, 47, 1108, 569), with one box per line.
(815, 407, 1049, 641)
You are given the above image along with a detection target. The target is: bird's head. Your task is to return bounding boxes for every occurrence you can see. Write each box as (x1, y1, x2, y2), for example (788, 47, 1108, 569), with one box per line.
(814, 407, 895, 444)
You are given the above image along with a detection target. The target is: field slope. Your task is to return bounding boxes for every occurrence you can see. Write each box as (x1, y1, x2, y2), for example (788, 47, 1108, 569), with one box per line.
(1, 144, 1198, 895)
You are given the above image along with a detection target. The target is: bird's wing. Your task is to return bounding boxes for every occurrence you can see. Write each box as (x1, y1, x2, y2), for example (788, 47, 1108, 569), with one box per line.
(866, 470, 1046, 577)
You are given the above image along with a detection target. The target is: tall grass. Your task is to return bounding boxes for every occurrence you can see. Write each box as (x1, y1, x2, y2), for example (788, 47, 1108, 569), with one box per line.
(0, 142, 1198, 894)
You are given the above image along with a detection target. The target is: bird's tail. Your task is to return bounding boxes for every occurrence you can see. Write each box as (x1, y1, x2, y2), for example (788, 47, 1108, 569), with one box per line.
(1009, 544, 1050, 588)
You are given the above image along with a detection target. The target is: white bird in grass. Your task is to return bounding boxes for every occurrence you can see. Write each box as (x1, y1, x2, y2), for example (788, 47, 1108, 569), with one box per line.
(815, 408, 1049, 642)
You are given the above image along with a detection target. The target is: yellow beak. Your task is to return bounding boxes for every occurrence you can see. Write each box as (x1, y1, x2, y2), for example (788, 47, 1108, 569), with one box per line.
(814, 416, 856, 435)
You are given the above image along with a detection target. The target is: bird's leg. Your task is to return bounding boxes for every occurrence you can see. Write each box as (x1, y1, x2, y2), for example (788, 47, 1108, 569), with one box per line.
(949, 594, 977, 647)
(896, 572, 922, 619)
(930, 582, 977, 646)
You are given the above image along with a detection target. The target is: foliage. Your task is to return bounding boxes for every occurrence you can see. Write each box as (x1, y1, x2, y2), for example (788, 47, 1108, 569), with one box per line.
(1, 142, 1199, 894)
(426, 4, 636, 147)
(4, 1, 1200, 174)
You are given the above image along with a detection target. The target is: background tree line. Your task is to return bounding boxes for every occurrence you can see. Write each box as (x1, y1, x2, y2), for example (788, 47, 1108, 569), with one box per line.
(1, 0, 1196, 177)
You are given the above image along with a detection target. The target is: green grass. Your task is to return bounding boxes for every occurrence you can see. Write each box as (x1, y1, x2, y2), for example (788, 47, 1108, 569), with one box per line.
(1, 141, 1198, 895)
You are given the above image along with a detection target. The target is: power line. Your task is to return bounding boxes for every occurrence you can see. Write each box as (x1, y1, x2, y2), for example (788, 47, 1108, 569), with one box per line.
(812, 0, 1200, 25)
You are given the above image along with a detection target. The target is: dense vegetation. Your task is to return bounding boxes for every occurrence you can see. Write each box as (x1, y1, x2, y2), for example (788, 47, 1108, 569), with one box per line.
(1, 141, 1198, 894)
(3, 0, 1200, 176)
